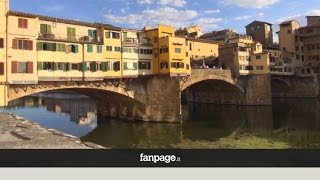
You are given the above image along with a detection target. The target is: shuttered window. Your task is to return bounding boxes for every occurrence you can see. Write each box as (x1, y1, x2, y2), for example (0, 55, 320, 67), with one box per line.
(97, 45, 102, 53)
(113, 61, 120, 71)
(67, 27, 76, 40)
(87, 44, 93, 53)
(88, 30, 97, 38)
(0, 38, 4, 48)
(18, 18, 28, 29)
(13, 39, 33, 50)
(101, 62, 107, 72)
(0, 62, 4, 75)
(40, 24, 52, 34)
(12, 61, 33, 73)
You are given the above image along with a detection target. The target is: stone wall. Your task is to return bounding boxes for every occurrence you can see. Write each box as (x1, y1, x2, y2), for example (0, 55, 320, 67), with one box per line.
(272, 75, 319, 98)
(242, 74, 272, 105)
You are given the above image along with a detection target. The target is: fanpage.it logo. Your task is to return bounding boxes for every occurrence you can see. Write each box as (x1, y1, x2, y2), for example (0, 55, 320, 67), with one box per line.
(139, 153, 181, 164)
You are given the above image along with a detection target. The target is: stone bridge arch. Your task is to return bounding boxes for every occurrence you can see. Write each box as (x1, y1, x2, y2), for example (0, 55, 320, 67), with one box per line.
(180, 69, 245, 93)
(7, 80, 140, 103)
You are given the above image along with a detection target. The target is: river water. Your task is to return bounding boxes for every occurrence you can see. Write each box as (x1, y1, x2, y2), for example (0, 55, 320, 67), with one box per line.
(2, 92, 320, 149)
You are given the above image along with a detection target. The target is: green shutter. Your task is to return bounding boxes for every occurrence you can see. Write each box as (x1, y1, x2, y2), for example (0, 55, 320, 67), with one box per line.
(52, 43, 57, 51)
(133, 63, 137, 70)
(47, 25, 52, 34)
(66, 62, 71, 71)
(81, 62, 87, 72)
(124, 62, 128, 70)
(88, 30, 93, 38)
(61, 44, 66, 52)
(75, 45, 79, 53)
(37, 42, 43, 51)
(54, 62, 58, 71)
(101, 62, 107, 72)
(40, 24, 46, 34)
(93, 30, 97, 38)
(37, 62, 43, 70)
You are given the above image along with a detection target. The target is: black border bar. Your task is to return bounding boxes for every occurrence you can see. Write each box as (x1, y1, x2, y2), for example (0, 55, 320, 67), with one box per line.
(1, 150, 320, 167)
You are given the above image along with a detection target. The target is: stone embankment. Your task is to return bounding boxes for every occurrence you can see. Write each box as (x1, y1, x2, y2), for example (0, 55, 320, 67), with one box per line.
(0, 112, 104, 149)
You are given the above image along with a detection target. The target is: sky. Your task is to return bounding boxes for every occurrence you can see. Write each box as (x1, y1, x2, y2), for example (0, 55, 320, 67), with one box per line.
(9, 0, 320, 37)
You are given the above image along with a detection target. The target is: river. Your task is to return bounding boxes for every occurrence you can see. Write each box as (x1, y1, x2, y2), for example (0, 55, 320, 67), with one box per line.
(2, 91, 320, 149)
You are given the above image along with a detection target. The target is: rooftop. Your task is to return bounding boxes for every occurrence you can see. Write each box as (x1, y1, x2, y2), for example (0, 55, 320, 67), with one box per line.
(8, 10, 121, 31)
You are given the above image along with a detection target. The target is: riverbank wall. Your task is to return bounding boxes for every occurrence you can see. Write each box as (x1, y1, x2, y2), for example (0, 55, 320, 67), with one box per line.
(0, 112, 104, 149)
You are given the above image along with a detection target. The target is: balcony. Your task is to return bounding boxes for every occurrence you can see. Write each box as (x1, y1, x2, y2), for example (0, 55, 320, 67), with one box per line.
(38, 33, 103, 44)
(123, 38, 139, 44)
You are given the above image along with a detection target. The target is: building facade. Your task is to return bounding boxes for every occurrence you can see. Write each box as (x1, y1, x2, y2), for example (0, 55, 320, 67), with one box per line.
(246, 21, 273, 49)
(219, 35, 270, 78)
(200, 29, 237, 43)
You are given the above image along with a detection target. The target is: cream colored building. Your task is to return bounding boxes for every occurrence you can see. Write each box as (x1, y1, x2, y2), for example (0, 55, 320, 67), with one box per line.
(219, 35, 270, 77)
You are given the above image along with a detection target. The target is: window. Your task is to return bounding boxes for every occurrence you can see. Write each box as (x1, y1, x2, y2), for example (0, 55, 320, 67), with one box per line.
(18, 18, 28, 29)
(171, 62, 184, 69)
(97, 45, 102, 53)
(67, 27, 76, 40)
(87, 44, 93, 53)
(42, 62, 54, 70)
(113, 61, 120, 71)
(12, 39, 33, 50)
(37, 42, 61, 51)
(71, 45, 78, 53)
(122, 47, 129, 53)
(106, 46, 112, 51)
(154, 37, 158, 43)
(256, 66, 264, 70)
(0, 38, 4, 48)
(88, 29, 97, 38)
(160, 47, 169, 54)
(12, 61, 33, 73)
(107, 31, 120, 39)
(189, 43, 192, 51)
(160, 62, 168, 69)
(186, 64, 190, 70)
(287, 30, 291, 34)
(134, 48, 139, 54)
(40, 24, 52, 34)
(256, 55, 261, 59)
(246, 66, 253, 71)
(89, 62, 97, 72)
(114, 47, 121, 52)
(138, 61, 151, 70)
(175, 48, 181, 53)
(71, 63, 80, 70)
(239, 65, 246, 70)
(123, 62, 137, 70)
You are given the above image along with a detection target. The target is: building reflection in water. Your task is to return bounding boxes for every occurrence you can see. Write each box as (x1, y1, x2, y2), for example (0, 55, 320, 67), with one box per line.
(7, 93, 97, 125)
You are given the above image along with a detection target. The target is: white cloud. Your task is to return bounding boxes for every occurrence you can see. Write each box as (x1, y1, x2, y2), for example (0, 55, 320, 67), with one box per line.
(219, 0, 279, 9)
(40, 4, 64, 12)
(276, 14, 303, 23)
(195, 17, 223, 30)
(137, 0, 187, 7)
(258, 12, 264, 16)
(105, 7, 197, 28)
(234, 15, 252, 20)
(105, 6, 222, 31)
(204, 9, 221, 14)
(309, 9, 320, 16)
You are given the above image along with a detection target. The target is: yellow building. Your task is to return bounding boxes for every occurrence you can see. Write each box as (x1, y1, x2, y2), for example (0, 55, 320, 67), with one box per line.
(103, 25, 122, 78)
(0, 0, 8, 106)
(145, 25, 190, 76)
(187, 38, 219, 67)
(175, 25, 203, 38)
